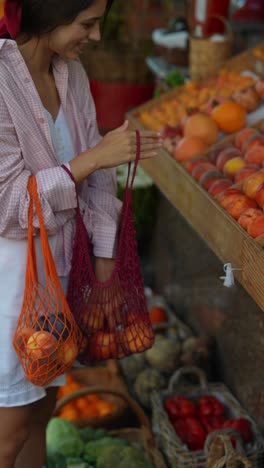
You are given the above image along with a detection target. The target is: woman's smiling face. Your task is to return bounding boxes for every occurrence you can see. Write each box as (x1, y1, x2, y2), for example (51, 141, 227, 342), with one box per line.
(48, 0, 107, 59)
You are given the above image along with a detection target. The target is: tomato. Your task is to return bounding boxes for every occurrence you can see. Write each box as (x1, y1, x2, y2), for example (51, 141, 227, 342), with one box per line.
(149, 306, 167, 324)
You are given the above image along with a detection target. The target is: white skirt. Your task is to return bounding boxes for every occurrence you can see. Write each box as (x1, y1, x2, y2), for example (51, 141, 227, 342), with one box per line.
(0, 235, 67, 407)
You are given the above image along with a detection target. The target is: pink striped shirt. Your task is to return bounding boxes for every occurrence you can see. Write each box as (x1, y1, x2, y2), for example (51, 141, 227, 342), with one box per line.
(0, 39, 122, 276)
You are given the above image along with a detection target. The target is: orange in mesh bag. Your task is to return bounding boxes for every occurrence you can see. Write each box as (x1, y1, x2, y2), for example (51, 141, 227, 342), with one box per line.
(13, 176, 80, 387)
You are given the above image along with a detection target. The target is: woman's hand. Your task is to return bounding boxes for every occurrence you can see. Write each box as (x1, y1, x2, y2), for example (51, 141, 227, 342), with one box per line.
(92, 120, 163, 170)
(70, 120, 163, 183)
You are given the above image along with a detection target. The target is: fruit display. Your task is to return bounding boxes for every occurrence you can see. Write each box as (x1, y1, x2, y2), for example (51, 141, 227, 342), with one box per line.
(57, 374, 118, 422)
(138, 70, 255, 131)
(163, 394, 252, 451)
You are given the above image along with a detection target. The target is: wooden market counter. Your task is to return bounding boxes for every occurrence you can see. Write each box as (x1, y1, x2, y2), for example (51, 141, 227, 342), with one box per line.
(128, 43, 264, 312)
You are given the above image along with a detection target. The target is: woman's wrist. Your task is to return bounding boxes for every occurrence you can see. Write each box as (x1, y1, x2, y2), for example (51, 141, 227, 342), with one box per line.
(69, 149, 101, 183)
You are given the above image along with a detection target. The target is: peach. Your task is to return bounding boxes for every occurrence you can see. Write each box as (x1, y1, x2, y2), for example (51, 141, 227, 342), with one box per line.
(89, 331, 118, 361)
(234, 164, 259, 183)
(225, 195, 257, 220)
(173, 136, 208, 162)
(255, 182, 264, 208)
(248, 215, 264, 238)
(123, 321, 154, 354)
(238, 208, 263, 231)
(58, 337, 78, 366)
(216, 147, 242, 171)
(26, 331, 58, 361)
(199, 170, 223, 191)
(235, 128, 259, 150)
(78, 333, 89, 355)
(208, 179, 233, 196)
(14, 327, 34, 353)
(243, 172, 264, 199)
(223, 157, 246, 178)
(216, 188, 243, 207)
(184, 113, 218, 145)
(208, 143, 234, 164)
(183, 156, 208, 174)
(244, 146, 264, 166)
(242, 134, 264, 154)
(191, 162, 215, 181)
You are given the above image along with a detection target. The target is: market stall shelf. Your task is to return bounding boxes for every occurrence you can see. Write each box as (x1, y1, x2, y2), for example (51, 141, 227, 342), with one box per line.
(128, 44, 264, 313)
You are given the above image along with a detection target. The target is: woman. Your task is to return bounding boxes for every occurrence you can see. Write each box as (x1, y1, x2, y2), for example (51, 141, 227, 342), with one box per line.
(0, 0, 162, 466)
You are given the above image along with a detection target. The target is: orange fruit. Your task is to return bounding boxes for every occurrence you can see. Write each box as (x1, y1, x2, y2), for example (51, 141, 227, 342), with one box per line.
(211, 101, 247, 134)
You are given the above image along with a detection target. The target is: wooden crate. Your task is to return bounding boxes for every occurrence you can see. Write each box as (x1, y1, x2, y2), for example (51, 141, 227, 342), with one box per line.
(127, 44, 264, 311)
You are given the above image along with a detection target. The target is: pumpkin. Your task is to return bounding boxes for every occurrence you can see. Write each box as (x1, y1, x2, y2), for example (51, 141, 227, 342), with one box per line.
(211, 101, 247, 134)
(184, 113, 218, 145)
(232, 86, 260, 112)
(173, 136, 208, 161)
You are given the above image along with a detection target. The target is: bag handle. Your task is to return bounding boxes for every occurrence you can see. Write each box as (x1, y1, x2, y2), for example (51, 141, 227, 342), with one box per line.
(61, 129, 141, 200)
(27, 176, 63, 289)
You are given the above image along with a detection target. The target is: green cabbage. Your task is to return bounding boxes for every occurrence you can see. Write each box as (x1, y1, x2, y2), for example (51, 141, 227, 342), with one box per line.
(46, 418, 84, 459)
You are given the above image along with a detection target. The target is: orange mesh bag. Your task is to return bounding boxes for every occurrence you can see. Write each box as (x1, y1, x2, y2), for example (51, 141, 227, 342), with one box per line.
(13, 176, 80, 386)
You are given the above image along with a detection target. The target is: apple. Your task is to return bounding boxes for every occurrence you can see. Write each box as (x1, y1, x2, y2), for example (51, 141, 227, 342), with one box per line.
(14, 327, 35, 353)
(26, 331, 58, 361)
(208, 179, 233, 197)
(238, 208, 263, 231)
(58, 337, 78, 366)
(243, 172, 264, 199)
(89, 331, 118, 361)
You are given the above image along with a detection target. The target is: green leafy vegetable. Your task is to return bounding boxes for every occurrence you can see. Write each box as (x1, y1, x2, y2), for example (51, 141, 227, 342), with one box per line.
(46, 418, 84, 459)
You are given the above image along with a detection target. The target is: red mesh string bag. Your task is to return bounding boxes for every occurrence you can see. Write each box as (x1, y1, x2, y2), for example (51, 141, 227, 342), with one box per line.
(62, 130, 154, 363)
(13, 176, 80, 386)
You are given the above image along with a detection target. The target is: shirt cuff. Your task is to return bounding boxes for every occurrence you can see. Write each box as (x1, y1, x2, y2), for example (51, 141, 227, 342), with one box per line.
(36, 166, 77, 212)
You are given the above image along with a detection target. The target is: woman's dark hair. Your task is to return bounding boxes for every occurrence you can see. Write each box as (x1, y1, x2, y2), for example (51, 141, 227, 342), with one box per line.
(18, 0, 114, 39)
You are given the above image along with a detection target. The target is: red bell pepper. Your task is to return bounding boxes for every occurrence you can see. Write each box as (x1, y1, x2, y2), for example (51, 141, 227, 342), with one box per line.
(201, 414, 225, 433)
(198, 396, 225, 418)
(164, 399, 181, 420)
(185, 417, 207, 451)
(173, 419, 189, 445)
(164, 396, 196, 421)
(222, 418, 252, 444)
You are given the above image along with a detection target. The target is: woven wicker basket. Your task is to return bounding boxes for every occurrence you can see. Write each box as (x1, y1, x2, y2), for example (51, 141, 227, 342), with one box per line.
(189, 16, 233, 81)
(57, 361, 129, 429)
(205, 429, 253, 468)
(151, 366, 264, 468)
(54, 385, 167, 468)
